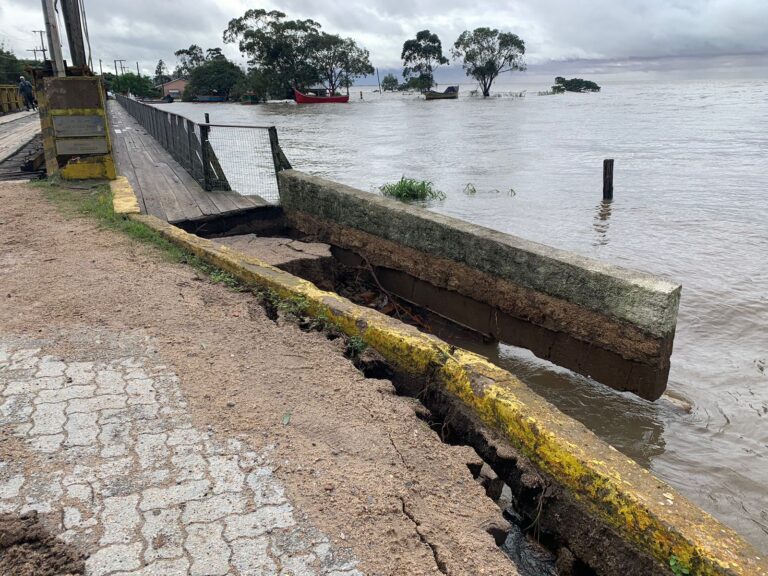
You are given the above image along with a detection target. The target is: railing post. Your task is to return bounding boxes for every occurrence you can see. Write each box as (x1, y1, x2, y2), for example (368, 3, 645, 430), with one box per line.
(200, 124, 212, 191)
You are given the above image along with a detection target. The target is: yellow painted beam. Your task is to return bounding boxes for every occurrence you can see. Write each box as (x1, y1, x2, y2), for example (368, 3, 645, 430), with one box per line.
(111, 176, 140, 214)
(114, 180, 766, 576)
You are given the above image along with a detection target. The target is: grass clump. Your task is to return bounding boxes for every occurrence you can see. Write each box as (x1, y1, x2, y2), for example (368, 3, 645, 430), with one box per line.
(379, 177, 445, 202)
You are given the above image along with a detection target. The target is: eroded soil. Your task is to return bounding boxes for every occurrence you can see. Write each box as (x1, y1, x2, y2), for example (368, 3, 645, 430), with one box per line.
(0, 181, 517, 575)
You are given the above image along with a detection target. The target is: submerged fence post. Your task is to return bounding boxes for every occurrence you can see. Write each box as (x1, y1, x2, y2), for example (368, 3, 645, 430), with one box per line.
(603, 159, 614, 200)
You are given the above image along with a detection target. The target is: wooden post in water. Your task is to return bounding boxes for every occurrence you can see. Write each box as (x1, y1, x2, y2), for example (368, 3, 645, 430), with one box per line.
(204, 113, 210, 124)
(603, 159, 614, 200)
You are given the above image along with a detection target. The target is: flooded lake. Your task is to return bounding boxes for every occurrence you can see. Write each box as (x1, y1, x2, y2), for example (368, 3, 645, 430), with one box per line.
(163, 75, 768, 550)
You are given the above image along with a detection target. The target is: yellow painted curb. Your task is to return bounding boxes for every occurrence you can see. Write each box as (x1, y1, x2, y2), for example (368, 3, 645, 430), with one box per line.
(111, 177, 140, 214)
(115, 183, 765, 576)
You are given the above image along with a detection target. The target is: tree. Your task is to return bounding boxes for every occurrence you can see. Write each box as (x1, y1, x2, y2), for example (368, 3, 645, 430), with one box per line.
(183, 58, 244, 101)
(223, 9, 321, 97)
(111, 72, 156, 97)
(173, 45, 205, 77)
(401, 30, 448, 91)
(154, 59, 171, 85)
(0, 44, 25, 84)
(230, 69, 269, 103)
(452, 28, 526, 97)
(381, 73, 399, 92)
(308, 33, 373, 95)
(553, 77, 601, 93)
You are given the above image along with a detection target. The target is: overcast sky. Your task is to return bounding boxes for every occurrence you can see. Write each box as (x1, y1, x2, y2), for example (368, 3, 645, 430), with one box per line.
(1, 0, 767, 76)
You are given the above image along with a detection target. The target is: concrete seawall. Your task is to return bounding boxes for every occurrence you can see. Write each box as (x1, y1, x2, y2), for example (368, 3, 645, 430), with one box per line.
(278, 170, 681, 401)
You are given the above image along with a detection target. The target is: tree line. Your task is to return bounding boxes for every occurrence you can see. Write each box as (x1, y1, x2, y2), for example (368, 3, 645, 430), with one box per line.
(108, 10, 528, 101)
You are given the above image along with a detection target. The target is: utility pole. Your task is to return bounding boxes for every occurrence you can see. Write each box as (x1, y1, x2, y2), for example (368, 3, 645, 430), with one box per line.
(115, 59, 126, 76)
(27, 48, 41, 61)
(40, 1, 65, 76)
(60, 0, 87, 69)
(99, 59, 103, 75)
(32, 30, 48, 60)
(136, 62, 140, 76)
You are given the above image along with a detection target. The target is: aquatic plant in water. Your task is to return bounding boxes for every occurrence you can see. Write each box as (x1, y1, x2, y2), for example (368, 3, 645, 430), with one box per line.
(379, 177, 445, 201)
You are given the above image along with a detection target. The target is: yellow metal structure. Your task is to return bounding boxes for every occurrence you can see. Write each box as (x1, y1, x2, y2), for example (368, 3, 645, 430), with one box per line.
(38, 76, 115, 180)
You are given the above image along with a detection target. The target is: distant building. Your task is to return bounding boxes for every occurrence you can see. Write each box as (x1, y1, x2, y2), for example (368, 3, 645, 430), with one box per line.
(159, 78, 188, 98)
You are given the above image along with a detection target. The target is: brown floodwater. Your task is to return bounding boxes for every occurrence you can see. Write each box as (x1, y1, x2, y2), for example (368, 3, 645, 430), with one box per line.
(164, 76, 768, 550)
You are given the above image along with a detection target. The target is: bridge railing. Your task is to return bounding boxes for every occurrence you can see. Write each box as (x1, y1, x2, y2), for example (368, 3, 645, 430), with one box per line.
(114, 94, 290, 203)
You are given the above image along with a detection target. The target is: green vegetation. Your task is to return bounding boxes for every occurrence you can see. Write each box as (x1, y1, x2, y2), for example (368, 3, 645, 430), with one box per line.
(1, 43, 37, 84)
(552, 76, 601, 93)
(346, 335, 368, 359)
(183, 57, 245, 101)
(401, 30, 449, 92)
(223, 9, 372, 99)
(381, 73, 399, 92)
(452, 28, 526, 97)
(379, 177, 445, 201)
(110, 72, 157, 98)
(668, 555, 690, 576)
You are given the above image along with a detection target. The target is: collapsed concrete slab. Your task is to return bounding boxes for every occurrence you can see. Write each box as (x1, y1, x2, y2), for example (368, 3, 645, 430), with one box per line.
(278, 170, 681, 401)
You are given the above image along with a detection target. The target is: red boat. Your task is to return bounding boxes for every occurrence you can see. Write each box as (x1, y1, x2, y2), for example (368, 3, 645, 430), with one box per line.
(293, 88, 349, 104)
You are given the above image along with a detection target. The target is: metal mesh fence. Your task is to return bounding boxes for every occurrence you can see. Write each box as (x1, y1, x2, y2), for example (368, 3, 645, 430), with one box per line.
(115, 94, 284, 204)
(206, 126, 279, 201)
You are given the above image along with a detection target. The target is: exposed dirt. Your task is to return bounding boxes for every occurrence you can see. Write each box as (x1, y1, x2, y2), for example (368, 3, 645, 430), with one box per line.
(0, 511, 85, 576)
(0, 182, 517, 575)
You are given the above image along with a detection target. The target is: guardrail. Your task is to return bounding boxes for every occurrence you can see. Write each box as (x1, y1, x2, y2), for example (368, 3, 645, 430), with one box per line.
(115, 94, 290, 203)
(0, 85, 24, 114)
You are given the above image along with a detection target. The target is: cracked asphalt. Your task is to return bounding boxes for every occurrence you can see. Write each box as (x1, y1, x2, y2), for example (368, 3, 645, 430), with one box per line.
(0, 329, 361, 576)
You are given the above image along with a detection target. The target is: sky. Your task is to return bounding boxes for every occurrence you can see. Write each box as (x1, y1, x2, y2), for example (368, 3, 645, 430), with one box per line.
(1, 0, 767, 77)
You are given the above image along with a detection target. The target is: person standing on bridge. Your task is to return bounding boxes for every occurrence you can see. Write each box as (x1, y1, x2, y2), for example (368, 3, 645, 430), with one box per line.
(18, 76, 37, 112)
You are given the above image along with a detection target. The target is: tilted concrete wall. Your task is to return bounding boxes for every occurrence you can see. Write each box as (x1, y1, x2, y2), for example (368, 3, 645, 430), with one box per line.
(278, 170, 682, 401)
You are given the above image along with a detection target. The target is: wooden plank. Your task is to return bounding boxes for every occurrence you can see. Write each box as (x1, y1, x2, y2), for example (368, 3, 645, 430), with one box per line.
(154, 161, 205, 223)
(130, 150, 168, 221)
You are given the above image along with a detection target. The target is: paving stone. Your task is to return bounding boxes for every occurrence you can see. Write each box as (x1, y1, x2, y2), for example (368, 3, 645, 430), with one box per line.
(29, 402, 68, 436)
(86, 542, 143, 575)
(101, 494, 141, 544)
(36, 356, 66, 377)
(185, 522, 231, 576)
(231, 537, 277, 575)
(67, 393, 126, 414)
(142, 508, 184, 562)
(65, 410, 99, 446)
(37, 384, 95, 404)
(113, 558, 190, 576)
(210, 454, 245, 494)
(223, 504, 296, 541)
(0, 333, 361, 576)
(136, 432, 169, 469)
(182, 492, 249, 524)
(139, 479, 210, 511)
(0, 474, 24, 499)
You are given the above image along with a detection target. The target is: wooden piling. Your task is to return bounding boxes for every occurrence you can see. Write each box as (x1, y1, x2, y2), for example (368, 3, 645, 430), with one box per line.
(603, 159, 614, 200)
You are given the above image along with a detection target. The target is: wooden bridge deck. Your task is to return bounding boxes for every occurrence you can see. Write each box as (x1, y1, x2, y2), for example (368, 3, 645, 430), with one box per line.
(0, 111, 40, 164)
(108, 100, 266, 224)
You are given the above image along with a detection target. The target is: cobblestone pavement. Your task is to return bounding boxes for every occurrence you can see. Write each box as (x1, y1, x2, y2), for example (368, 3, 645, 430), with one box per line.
(0, 328, 362, 576)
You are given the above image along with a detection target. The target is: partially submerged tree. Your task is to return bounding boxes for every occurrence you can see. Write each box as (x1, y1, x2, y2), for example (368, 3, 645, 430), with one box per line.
(183, 58, 245, 100)
(381, 73, 399, 92)
(401, 30, 448, 91)
(452, 28, 526, 97)
(553, 76, 601, 93)
(308, 33, 373, 95)
(223, 9, 321, 97)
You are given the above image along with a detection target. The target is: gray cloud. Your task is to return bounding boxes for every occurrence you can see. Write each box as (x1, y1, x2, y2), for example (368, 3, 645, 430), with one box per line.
(1, 0, 766, 74)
